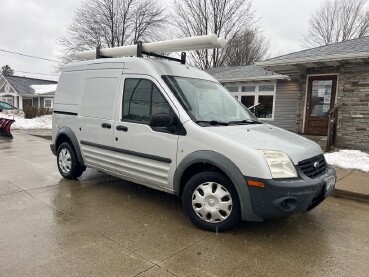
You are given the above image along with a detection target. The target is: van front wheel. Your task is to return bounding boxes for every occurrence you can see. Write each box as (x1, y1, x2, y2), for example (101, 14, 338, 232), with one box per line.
(57, 142, 84, 180)
(182, 171, 240, 232)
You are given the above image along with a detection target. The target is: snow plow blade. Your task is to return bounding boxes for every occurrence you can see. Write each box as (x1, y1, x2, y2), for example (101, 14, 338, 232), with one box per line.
(0, 118, 15, 138)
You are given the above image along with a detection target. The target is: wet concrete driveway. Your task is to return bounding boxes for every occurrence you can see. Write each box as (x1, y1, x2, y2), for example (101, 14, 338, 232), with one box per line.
(1, 131, 369, 276)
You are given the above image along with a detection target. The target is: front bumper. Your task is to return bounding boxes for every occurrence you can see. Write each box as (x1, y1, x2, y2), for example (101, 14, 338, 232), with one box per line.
(246, 166, 336, 219)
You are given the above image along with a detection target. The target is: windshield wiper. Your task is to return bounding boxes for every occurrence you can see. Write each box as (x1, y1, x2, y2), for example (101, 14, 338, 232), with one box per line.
(196, 120, 229, 126)
(228, 119, 262, 125)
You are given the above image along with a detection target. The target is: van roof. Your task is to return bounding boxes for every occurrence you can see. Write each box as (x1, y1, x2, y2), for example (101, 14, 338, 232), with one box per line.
(62, 57, 216, 82)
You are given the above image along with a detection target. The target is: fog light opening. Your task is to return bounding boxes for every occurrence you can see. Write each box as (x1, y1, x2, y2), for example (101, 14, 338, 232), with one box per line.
(273, 197, 298, 212)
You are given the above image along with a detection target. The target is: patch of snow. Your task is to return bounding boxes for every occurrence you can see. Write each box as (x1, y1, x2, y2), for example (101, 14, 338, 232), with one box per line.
(1, 110, 52, 129)
(325, 150, 369, 172)
(31, 84, 57, 94)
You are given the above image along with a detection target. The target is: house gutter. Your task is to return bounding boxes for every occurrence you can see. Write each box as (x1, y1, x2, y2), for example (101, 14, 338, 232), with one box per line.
(216, 75, 289, 83)
(256, 51, 369, 67)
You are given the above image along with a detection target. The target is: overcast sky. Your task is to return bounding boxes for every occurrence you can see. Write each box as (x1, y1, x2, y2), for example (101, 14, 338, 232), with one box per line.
(0, 0, 331, 80)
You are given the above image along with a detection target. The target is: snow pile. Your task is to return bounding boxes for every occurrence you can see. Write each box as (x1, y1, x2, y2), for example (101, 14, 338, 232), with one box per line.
(325, 150, 369, 172)
(31, 84, 57, 94)
(0, 110, 52, 129)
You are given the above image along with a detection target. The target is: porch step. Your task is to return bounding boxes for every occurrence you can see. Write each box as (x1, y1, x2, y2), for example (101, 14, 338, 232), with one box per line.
(301, 135, 327, 152)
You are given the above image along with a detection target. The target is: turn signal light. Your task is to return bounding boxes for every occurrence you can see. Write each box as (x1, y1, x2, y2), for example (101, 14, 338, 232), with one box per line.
(247, 180, 265, 188)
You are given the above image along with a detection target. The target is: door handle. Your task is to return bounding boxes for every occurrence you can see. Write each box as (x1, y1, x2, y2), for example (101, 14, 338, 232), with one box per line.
(101, 123, 111, 129)
(116, 125, 128, 132)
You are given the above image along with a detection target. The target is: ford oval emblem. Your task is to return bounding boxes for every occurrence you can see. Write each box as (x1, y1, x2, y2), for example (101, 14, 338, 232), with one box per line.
(313, 162, 320, 168)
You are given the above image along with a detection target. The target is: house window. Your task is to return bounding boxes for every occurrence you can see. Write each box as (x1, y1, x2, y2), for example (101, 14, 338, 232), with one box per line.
(259, 84, 275, 91)
(122, 79, 170, 124)
(225, 86, 239, 92)
(240, 96, 255, 108)
(227, 83, 276, 120)
(258, 95, 274, 118)
(44, 98, 54, 109)
(3, 97, 14, 105)
(241, 85, 256, 92)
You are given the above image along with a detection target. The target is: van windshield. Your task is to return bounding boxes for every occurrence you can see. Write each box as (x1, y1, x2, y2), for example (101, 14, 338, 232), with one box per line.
(163, 76, 260, 126)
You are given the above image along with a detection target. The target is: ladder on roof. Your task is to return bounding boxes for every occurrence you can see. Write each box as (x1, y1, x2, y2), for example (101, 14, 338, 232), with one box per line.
(76, 34, 226, 64)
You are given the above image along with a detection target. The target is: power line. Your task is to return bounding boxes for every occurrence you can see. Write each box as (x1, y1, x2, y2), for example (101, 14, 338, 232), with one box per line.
(0, 48, 59, 63)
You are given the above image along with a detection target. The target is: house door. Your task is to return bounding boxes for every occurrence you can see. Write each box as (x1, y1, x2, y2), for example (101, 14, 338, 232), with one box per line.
(23, 99, 33, 109)
(304, 75, 337, 135)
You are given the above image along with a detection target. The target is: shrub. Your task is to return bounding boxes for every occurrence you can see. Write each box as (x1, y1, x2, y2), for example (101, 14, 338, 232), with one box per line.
(23, 106, 52, 119)
(23, 106, 38, 119)
(38, 108, 52, 116)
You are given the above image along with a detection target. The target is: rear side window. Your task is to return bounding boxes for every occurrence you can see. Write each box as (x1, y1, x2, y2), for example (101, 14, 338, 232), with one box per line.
(122, 79, 170, 124)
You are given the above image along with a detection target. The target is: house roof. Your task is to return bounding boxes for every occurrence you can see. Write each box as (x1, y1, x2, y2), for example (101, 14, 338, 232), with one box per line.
(1, 75, 57, 95)
(256, 36, 369, 76)
(205, 64, 288, 82)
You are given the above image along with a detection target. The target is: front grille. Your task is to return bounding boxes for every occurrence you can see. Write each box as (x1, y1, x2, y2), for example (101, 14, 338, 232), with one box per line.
(298, 154, 327, 179)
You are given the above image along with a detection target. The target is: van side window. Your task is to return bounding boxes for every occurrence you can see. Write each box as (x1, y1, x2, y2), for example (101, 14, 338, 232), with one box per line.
(122, 79, 170, 123)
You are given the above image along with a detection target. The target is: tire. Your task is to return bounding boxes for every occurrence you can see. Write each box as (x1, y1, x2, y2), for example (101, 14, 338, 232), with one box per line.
(182, 171, 241, 232)
(57, 142, 84, 180)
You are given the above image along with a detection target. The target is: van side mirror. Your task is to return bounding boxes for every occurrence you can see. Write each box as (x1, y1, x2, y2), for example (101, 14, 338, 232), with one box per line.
(150, 113, 177, 133)
(0, 108, 3, 112)
(150, 113, 171, 127)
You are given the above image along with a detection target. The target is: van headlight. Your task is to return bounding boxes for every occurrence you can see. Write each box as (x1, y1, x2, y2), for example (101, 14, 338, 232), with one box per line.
(260, 150, 298, 179)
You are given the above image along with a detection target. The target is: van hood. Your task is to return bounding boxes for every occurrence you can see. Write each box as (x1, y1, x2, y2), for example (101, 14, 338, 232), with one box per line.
(203, 123, 323, 164)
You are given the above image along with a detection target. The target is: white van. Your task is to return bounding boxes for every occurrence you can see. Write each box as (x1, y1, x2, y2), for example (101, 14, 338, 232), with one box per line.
(51, 56, 336, 231)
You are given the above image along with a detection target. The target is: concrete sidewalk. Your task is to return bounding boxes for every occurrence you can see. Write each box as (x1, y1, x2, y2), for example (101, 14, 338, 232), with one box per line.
(333, 168, 369, 203)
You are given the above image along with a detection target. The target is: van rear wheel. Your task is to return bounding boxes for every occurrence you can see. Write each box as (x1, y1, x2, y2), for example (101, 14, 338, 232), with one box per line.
(182, 171, 240, 232)
(57, 142, 84, 180)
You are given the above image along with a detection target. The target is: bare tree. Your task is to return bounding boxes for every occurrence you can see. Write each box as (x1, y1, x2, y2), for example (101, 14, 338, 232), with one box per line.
(224, 29, 269, 66)
(173, 0, 267, 69)
(303, 0, 369, 48)
(58, 0, 166, 67)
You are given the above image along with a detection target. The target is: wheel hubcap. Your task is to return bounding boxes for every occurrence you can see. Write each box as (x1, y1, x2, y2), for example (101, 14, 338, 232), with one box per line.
(192, 182, 233, 223)
(58, 148, 72, 174)
(208, 198, 216, 207)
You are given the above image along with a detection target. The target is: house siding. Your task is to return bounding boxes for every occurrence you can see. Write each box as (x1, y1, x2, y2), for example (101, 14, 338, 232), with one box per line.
(271, 80, 299, 132)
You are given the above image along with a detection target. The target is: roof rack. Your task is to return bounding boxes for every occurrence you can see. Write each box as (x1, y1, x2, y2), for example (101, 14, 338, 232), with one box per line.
(136, 41, 186, 64)
(77, 34, 226, 64)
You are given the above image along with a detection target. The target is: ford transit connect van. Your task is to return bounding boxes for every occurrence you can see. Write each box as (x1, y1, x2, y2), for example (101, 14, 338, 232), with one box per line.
(51, 57, 336, 231)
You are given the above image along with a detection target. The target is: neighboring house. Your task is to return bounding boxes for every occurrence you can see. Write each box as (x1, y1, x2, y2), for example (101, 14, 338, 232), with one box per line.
(256, 36, 369, 151)
(0, 75, 57, 110)
(206, 64, 300, 132)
